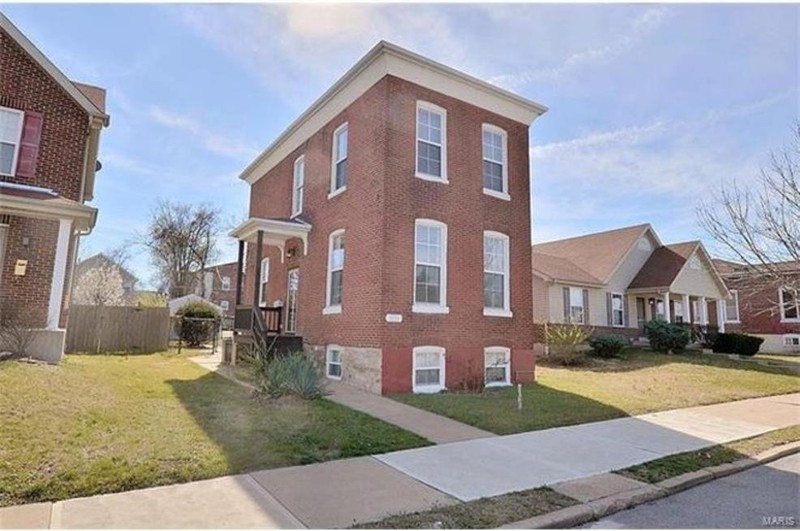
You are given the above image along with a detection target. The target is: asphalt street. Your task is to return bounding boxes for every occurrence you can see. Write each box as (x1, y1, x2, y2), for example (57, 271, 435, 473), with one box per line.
(585, 453, 800, 529)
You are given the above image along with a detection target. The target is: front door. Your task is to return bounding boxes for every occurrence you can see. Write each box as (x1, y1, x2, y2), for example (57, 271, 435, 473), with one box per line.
(636, 297, 647, 334)
(286, 268, 299, 334)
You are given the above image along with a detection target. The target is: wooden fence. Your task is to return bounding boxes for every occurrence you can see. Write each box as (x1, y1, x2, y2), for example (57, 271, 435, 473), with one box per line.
(65, 305, 171, 354)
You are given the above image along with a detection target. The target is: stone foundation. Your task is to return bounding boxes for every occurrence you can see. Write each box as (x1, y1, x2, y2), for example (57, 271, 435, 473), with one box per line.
(309, 344, 383, 394)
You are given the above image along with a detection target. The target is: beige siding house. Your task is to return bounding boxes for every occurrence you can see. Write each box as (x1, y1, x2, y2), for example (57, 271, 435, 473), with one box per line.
(533, 224, 730, 341)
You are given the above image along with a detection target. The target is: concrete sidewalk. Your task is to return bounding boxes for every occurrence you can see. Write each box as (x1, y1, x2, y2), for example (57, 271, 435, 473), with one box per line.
(2, 393, 797, 529)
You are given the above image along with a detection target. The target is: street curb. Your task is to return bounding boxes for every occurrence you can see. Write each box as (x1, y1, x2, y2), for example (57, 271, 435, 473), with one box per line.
(501, 440, 800, 529)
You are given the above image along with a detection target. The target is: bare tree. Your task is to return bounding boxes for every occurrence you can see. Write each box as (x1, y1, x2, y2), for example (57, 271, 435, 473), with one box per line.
(72, 262, 126, 306)
(698, 124, 799, 313)
(140, 200, 221, 298)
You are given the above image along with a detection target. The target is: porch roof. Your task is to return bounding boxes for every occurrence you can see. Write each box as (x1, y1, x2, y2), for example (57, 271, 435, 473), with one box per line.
(229, 216, 312, 255)
(628, 242, 697, 290)
(0, 182, 97, 230)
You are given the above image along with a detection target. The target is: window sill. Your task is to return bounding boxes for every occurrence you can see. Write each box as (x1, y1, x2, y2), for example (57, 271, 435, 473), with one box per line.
(484, 308, 513, 318)
(725, 320, 741, 324)
(328, 186, 346, 199)
(483, 189, 510, 201)
(413, 304, 450, 314)
(485, 381, 511, 388)
(415, 172, 449, 184)
(413, 385, 445, 394)
(322, 305, 342, 315)
(780, 318, 800, 323)
(326, 373, 342, 381)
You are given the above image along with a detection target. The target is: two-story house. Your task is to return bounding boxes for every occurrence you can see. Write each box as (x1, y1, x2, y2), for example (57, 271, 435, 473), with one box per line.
(197, 260, 238, 317)
(0, 14, 109, 361)
(532, 224, 731, 347)
(230, 41, 547, 394)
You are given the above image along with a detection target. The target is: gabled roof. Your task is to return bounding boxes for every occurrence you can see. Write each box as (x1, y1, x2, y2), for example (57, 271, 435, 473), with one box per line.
(533, 224, 655, 285)
(629, 242, 699, 289)
(240, 40, 547, 185)
(77, 253, 138, 286)
(532, 252, 603, 287)
(0, 13, 109, 125)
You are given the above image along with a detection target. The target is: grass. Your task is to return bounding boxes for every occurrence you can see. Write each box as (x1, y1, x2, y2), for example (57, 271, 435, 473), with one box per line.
(353, 487, 578, 529)
(756, 354, 800, 366)
(392, 348, 800, 435)
(0, 352, 428, 507)
(618, 425, 800, 483)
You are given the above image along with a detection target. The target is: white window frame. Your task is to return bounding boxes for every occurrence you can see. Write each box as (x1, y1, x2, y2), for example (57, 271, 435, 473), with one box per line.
(673, 300, 684, 323)
(783, 334, 800, 350)
(0, 223, 8, 288)
(415, 101, 448, 183)
(412, 346, 445, 393)
(413, 219, 449, 314)
(258, 258, 270, 306)
(611, 292, 625, 327)
(692, 300, 700, 324)
(291, 155, 305, 218)
(323, 229, 345, 314)
(0, 107, 24, 177)
(779, 288, 800, 323)
(220, 300, 230, 312)
(484, 347, 511, 387)
(326, 345, 343, 380)
(483, 231, 512, 317)
(724, 290, 740, 323)
(221, 276, 231, 291)
(329, 122, 348, 198)
(481, 124, 509, 200)
(569, 287, 585, 324)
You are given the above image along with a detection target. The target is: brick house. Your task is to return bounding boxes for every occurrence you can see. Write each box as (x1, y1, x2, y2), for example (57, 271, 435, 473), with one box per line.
(196, 261, 237, 317)
(713, 259, 800, 353)
(532, 224, 731, 347)
(0, 14, 109, 361)
(230, 41, 547, 394)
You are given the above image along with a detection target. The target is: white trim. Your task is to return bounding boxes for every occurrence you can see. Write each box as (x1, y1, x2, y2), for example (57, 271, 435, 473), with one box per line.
(413, 219, 448, 313)
(484, 231, 511, 316)
(481, 123, 509, 198)
(568, 286, 586, 325)
(0, 224, 7, 288)
(783, 334, 800, 350)
(291, 155, 305, 218)
(779, 287, 800, 323)
(47, 218, 72, 330)
(239, 41, 547, 185)
(415, 101, 448, 182)
(330, 122, 348, 196)
(412, 345, 445, 393)
(611, 292, 625, 328)
(326, 345, 343, 380)
(0, 107, 24, 177)
(724, 290, 740, 323)
(258, 257, 270, 306)
(484, 346, 511, 387)
(325, 229, 345, 314)
(229, 217, 311, 257)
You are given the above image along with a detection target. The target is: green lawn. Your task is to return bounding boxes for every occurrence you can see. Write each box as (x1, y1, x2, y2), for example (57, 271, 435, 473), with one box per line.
(392, 349, 800, 435)
(0, 352, 428, 507)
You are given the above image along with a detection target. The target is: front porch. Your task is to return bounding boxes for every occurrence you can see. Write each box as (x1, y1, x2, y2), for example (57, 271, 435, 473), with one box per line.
(628, 290, 726, 346)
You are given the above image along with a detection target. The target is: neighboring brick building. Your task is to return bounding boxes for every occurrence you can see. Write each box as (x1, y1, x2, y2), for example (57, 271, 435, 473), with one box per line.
(231, 41, 546, 394)
(196, 261, 237, 317)
(0, 14, 109, 361)
(713, 259, 800, 354)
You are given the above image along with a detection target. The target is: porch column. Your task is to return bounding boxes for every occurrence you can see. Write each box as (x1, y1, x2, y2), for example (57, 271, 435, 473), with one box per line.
(682, 294, 691, 324)
(663, 291, 671, 323)
(253, 230, 263, 308)
(47, 218, 72, 330)
(700, 296, 708, 325)
(716, 300, 726, 333)
(235, 239, 244, 305)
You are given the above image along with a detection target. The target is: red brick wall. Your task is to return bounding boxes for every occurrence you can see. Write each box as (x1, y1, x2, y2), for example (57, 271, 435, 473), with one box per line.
(722, 277, 800, 335)
(243, 75, 536, 393)
(203, 262, 238, 316)
(0, 28, 90, 328)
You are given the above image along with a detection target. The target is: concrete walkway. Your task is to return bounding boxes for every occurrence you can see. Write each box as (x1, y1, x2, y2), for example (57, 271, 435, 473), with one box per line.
(2, 393, 797, 529)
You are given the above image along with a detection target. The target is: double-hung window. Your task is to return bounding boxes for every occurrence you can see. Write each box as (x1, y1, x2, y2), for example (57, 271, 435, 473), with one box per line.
(484, 347, 511, 387)
(725, 290, 740, 323)
(221, 276, 231, 291)
(0, 107, 23, 176)
(330, 123, 348, 196)
(482, 125, 508, 199)
(611, 293, 624, 327)
(324, 230, 345, 313)
(779, 288, 800, 322)
(567, 287, 586, 324)
(413, 220, 448, 313)
(483, 232, 511, 317)
(416, 102, 447, 182)
(292, 155, 305, 217)
(413, 346, 445, 393)
(258, 258, 270, 306)
(326, 346, 343, 379)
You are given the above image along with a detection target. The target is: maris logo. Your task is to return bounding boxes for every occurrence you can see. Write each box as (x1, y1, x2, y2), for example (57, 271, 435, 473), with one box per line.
(762, 516, 796, 527)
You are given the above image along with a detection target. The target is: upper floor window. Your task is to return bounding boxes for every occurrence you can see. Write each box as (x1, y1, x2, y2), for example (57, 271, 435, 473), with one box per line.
(330, 123, 348, 196)
(0, 107, 24, 176)
(413, 219, 448, 313)
(292, 155, 305, 217)
(565, 287, 587, 324)
(482, 125, 508, 199)
(484, 232, 511, 317)
(416, 102, 447, 182)
(324, 230, 345, 313)
(611, 293, 624, 327)
(221, 276, 231, 291)
(724, 290, 740, 323)
(259, 258, 270, 306)
(779, 288, 799, 322)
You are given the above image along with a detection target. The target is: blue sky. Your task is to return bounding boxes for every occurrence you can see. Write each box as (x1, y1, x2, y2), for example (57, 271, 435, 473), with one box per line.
(3, 4, 797, 288)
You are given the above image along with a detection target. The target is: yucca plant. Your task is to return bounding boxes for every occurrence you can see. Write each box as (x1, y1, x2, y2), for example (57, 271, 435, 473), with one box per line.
(543, 322, 593, 366)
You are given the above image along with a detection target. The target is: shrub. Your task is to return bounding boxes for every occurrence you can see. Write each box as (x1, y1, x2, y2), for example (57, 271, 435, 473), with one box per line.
(543, 323, 593, 366)
(176, 301, 220, 347)
(261, 352, 327, 400)
(589, 334, 626, 358)
(712, 333, 765, 356)
(645, 319, 691, 353)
